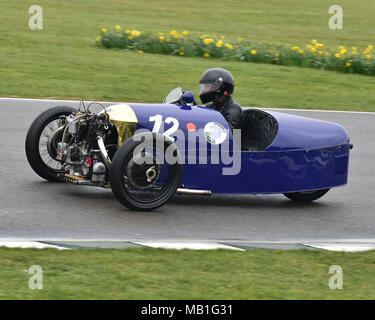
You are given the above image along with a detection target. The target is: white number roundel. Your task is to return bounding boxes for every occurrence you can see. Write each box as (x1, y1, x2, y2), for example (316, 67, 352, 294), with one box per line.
(204, 122, 227, 145)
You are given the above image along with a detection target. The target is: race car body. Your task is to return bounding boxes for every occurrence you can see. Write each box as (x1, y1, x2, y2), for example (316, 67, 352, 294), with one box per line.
(25, 88, 352, 210)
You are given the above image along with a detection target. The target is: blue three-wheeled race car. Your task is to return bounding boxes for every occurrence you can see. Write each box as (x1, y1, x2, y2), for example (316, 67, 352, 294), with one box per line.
(25, 87, 352, 210)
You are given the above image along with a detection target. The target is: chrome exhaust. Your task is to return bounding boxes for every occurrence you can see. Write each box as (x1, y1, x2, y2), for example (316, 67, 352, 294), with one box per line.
(47, 125, 65, 159)
(96, 135, 111, 169)
(176, 188, 211, 196)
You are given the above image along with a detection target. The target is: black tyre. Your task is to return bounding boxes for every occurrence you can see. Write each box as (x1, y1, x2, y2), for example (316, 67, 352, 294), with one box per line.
(110, 132, 183, 211)
(283, 189, 330, 202)
(25, 106, 76, 182)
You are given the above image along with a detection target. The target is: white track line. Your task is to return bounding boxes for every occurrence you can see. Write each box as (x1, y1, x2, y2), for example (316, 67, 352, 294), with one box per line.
(0, 97, 88, 103)
(0, 241, 68, 250)
(1, 239, 375, 251)
(263, 107, 375, 115)
(132, 241, 244, 251)
(0, 97, 374, 115)
(1, 238, 375, 243)
(302, 242, 375, 252)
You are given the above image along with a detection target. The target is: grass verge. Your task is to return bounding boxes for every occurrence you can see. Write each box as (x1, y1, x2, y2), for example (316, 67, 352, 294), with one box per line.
(0, 1, 375, 111)
(0, 247, 374, 299)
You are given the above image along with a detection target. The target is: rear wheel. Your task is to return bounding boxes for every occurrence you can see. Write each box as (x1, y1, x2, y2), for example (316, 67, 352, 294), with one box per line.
(283, 189, 330, 202)
(110, 132, 183, 211)
(25, 106, 76, 182)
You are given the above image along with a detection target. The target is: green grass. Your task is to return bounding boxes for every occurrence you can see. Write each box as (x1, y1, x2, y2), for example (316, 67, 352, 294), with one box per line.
(1, 0, 375, 111)
(0, 247, 374, 299)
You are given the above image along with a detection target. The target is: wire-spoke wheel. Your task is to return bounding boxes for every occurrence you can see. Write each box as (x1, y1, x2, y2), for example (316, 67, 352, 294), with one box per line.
(110, 132, 183, 211)
(25, 106, 76, 182)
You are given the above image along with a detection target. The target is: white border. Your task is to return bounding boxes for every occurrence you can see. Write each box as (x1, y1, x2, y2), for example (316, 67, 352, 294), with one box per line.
(0, 239, 374, 251)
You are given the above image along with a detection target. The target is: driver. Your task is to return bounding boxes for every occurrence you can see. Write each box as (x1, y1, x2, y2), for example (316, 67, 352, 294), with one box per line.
(199, 68, 242, 131)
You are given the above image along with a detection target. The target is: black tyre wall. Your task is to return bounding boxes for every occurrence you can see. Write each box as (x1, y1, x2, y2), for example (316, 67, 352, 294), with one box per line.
(25, 106, 76, 182)
(110, 132, 183, 211)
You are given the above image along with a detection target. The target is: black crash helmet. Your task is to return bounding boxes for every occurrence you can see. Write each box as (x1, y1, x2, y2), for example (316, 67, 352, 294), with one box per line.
(199, 68, 235, 104)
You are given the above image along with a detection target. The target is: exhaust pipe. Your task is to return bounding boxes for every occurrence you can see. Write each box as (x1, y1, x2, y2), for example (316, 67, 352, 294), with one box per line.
(96, 135, 111, 169)
(176, 188, 211, 196)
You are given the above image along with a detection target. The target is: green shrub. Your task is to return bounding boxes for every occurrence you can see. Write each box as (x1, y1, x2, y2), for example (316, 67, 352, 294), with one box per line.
(97, 27, 375, 77)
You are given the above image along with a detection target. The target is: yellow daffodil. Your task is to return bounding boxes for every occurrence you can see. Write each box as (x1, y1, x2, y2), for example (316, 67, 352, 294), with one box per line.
(351, 51, 357, 55)
(318, 51, 324, 55)
(340, 48, 347, 55)
(334, 53, 340, 58)
(125, 29, 131, 34)
(159, 36, 165, 42)
(179, 51, 185, 56)
(131, 30, 141, 36)
(225, 43, 234, 50)
(312, 40, 317, 45)
(216, 40, 224, 47)
(275, 53, 280, 57)
(137, 50, 143, 54)
(128, 36, 133, 40)
(115, 25, 121, 30)
(291, 46, 299, 51)
(316, 43, 324, 48)
(203, 38, 214, 45)
(200, 34, 208, 39)
(346, 62, 351, 67)
(101, 28, 107, 33)
(366, 55, 372, 59)
(311, 48, 317, 53)
(159, 32, 164, 36)
(169, 30, 181, 38)
(204, 52, 210, 58)
(237, 37, 243, 42)
(352, 47, 357, 51)
(182, 30, 189, 36)
(251, 49, 257, 55)
(96, 36, 101, 41)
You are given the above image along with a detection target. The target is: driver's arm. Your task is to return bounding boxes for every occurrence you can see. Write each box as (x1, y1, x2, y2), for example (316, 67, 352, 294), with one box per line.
(225, 105, 242, 131)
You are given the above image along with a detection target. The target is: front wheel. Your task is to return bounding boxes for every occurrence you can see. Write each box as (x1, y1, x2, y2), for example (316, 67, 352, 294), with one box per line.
(25, 106, 76, 182)
(283, 189, 330, 202)
(110, 132, 183, 211)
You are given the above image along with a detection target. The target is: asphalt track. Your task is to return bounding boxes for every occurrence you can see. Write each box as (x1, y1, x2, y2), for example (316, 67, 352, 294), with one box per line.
(0, 98, 374, 242)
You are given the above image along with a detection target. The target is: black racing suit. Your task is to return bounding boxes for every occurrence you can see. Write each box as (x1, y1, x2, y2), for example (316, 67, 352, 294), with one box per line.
(210, 96, 242, 131)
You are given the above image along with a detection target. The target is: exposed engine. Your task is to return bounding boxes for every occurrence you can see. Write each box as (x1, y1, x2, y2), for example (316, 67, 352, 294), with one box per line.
(48, 108, 118, 186)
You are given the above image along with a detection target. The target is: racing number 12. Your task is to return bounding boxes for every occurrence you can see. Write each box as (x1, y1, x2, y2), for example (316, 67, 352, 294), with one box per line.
(149, 114, 179, 140)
